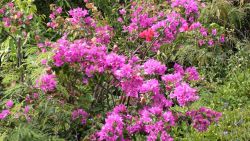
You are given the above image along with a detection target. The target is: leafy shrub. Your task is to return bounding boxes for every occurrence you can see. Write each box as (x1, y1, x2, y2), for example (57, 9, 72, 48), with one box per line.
(0, 0, 249, 141)
(182, 66, 250, 140)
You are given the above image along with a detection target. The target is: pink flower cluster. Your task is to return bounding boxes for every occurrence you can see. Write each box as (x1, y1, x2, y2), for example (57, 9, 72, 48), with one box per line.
(5, 100, 14, 108)
(170, 82, 198, 106)
(129, 106, 175, 141)
(47, 6, 62, 28)
(0, 100, 14, 120)
(96, 104, 175, 141)
(120, 1, 225, 52)
(34, 1, 223, 140)
(52, 39, 107, 77)
(123, 2, 188, 49)
(68, 7, 88, 24)
(51, 35, 201, 105)
(0, 110, 10, 120)
(98, 112, 124, 141)
(47, 7, 113, 44)
(186, 107, 222, 131)
(0, 2, 33, 28)
(190, 25, 226, 47)
(171, 0, 199, 17)
(72, 109, 89, 125)
(143, 59, 167, 75)
(36, 74, 57, 92)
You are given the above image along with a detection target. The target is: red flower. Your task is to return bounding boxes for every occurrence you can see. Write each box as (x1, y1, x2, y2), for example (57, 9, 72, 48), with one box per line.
(139, 28, 155, 41)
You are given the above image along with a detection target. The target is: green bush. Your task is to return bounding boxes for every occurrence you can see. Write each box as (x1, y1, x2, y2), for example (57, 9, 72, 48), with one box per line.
(180, 107, 250, 141)
(183, 67, 250, 140)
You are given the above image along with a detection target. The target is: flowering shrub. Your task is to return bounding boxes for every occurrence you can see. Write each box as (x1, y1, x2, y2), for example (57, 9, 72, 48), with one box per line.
(186, 107, 222, 132)
(0, 0, 225, 140)
(36, 74, 57, 92)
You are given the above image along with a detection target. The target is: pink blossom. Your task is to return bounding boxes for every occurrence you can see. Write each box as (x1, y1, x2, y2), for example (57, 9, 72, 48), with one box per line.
(113, 104, 127, 115)
(33, 93, 39, 99)
(160, 131, 173, 141)
(117, 17, 123, 22)
(98, 114, 124, 141)
(41, 59, 47, 65)
(7, 2, 14, 8)
(3, 17, 11, 27)
(5, 100, 14, 108)
(56, 7, 63, 14)
(0, 110, 10, 120)
(106, 53, 126, 70)
(170, 83, 199, 106)
(140, 79, 160, 95)
(198, 39, 205, 46)
(220, 34, 225, 43)
(171, 0, 199, 16)
(174, 63, 185, 74)
(185, 67, 199, 81)
(0, 8, 5, 14)
(27, 14, 33, 20)
(212, 29, 217, 36)
(143, 59, 166, 75)
(121, 76, 143, 98)
(68, 8, 88, 24)
(200, 27, 208, 37)
(162, 73, 183, 90)
(208, 39, 214, 46)
(37, 74, 57, 92)
(24, 106, 30, 114)
(187, 107, 222, 131)
(72, 109, 88, 125)
(119, 8, 126, 15)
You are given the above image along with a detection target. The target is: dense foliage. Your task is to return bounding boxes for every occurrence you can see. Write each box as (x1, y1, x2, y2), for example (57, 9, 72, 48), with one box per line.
(0, 0, 249, 140)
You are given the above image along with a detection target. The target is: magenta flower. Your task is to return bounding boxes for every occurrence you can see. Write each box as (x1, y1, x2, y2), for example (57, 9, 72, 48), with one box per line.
(140, 79, 160, 95)
(161, 131, 174, 141)
(56, 7, 63, 14)
(72, 109, 88, 125)
(113, 104, 127, 115)
(117, 17, 123, 22)
(200, 27, 208, 37)
(5, 100, 14, 108)
(170, 82, 199, 106)
(33, 93, 39, 99)
(0, 110, 10, 120)
(162, 73, 183, 90)
(174, 63, 185, 74)
(220, 34, 225, 43)
(186, 107, 222, 131)
(106, 53, 126, 70)
(212, 29, 217, 36)
(119, 8, 126, 15)
(24, 106, 30, 114)
(27, 14, 33, 20)
(185, 67, 199, 81)
(41, 59, 47, 65)
(98, 113, 124, 141)
(171, 0, 199, 16)
(2, 17, 11, 27)
(0, 8, 5, 14)
(208, 39, 214, 46)
(121, 76, 143, 98)
(7, 2, 14, 8)
(37, 74, 57, 92)
(143, 59, 166, 75)
(68, 7, 88, 24)
(198, 39, 205, 46)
